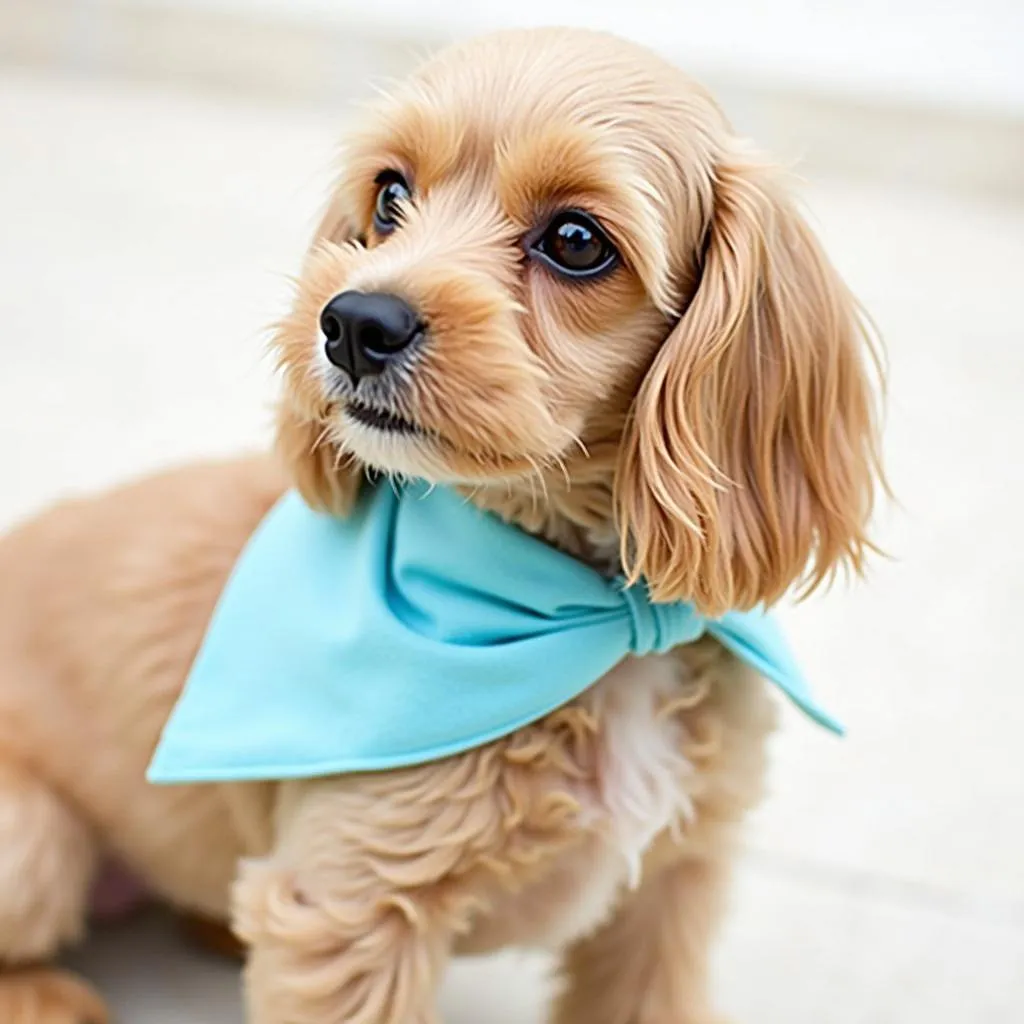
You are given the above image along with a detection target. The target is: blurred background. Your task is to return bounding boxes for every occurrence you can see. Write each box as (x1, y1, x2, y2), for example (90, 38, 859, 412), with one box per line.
(2, 2, 1023, 1022)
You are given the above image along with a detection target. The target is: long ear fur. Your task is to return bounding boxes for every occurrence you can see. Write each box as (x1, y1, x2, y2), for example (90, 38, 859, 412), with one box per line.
(272, 187, 363, 516)
(275, 402, 361, 516)
(616, 145, 885, 615)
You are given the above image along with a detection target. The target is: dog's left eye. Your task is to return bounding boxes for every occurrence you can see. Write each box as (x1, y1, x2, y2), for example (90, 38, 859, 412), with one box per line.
(531, 211, 618, 278)
(373, 172, 412, 234)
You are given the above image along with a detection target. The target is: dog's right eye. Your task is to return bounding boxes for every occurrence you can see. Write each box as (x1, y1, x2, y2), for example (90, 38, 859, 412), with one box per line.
(373, 172, 412, 234)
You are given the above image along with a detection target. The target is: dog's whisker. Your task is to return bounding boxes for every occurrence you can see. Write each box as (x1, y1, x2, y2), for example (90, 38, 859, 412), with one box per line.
(568, 433, 590, 460)
(522, 462, 541, 514)
(548, 451, 573, 491)
(525, 456, 552, 511)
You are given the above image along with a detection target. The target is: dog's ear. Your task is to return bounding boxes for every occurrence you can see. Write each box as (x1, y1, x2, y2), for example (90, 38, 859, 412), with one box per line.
(275, 402, 361, 517)
(273, 189, 364, 517)
(309, 186, 362, 249)
(615, 144, 885, 615)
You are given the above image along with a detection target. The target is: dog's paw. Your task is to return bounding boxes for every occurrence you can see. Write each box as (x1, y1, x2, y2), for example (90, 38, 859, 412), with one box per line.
(0, 969, 109, 1024)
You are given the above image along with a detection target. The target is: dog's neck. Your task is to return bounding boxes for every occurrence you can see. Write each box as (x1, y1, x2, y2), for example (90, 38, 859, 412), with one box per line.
(458, 440, 623, 578)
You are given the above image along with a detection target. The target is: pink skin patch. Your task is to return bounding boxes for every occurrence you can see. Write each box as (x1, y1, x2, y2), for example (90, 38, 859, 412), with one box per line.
(89, 861, 149, 921)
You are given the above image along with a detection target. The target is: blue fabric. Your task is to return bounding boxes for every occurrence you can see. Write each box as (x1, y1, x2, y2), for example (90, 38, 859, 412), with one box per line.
(148, 485, 841, 784)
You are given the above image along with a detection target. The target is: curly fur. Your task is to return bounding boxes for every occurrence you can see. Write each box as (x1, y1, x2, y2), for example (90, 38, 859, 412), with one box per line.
(0, 27, 882, 1024)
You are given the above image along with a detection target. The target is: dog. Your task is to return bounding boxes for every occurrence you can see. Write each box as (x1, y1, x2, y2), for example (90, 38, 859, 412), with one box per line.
(0, 26, 883, 1024)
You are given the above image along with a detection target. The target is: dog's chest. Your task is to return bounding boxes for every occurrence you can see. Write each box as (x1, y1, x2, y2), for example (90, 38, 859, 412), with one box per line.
(463, 652, 696, 951)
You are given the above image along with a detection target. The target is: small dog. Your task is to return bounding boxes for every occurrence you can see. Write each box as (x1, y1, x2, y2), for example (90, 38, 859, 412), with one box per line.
(0, 27, 883, 1024)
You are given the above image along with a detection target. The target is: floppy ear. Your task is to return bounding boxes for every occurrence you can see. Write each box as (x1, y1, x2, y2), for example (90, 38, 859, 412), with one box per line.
(275, 401, 361, 516)
(616, 145, 885, 615)
(272, 188, 364, 516)
(308, 186, 363, 250)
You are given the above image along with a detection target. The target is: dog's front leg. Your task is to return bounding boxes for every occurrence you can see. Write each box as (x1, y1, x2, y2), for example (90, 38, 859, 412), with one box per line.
(240, 884, 448, 1024)
(550, 657, 777, 1024)
(550, 842, 735, 1024)
(232, 714, 598, 1024)
(232, 774, 458, 1024)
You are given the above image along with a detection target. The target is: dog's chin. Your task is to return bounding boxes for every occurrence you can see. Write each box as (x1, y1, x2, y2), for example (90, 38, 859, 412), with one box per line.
(338, 408, 541, 487)
(339, 406, 451, 482)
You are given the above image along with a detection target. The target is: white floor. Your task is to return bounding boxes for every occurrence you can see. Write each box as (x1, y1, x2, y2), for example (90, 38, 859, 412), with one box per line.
(2, 67, 1024, 1022)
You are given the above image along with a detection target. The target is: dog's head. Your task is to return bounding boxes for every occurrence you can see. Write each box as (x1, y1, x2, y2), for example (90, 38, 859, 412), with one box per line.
(273, 28, 884, 615)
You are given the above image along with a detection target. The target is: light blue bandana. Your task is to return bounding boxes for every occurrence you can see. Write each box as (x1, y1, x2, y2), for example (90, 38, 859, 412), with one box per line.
(148, 484, 841, 784)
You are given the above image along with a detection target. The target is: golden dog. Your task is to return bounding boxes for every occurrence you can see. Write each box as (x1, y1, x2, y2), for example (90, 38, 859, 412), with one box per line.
(0, 27, 883, 1024)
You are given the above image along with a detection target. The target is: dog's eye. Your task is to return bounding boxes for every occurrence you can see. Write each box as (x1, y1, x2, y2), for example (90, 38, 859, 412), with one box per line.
(531, 211, 618, 278)
(373, 172, 412, 234)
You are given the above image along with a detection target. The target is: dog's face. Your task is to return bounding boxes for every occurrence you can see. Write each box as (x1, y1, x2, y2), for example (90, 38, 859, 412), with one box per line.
(276, 31, 696, 483)
(274, 28, 884, 614)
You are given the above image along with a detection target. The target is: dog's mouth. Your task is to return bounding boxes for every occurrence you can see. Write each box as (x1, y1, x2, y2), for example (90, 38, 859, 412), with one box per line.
(346, 400, 422, 435)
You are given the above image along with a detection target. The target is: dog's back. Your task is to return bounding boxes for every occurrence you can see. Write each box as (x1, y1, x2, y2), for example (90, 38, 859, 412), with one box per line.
(0, 456, 284, 916)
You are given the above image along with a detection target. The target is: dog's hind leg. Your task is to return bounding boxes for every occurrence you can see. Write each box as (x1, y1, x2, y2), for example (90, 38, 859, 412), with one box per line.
(0, 759, 108, 1024)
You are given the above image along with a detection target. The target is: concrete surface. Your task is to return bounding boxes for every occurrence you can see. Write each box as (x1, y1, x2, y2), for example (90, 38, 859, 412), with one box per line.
(2, 68, 1023, 1022)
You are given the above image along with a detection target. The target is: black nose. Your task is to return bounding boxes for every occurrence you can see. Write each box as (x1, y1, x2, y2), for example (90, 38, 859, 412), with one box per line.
(320, 291, 421, 380)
